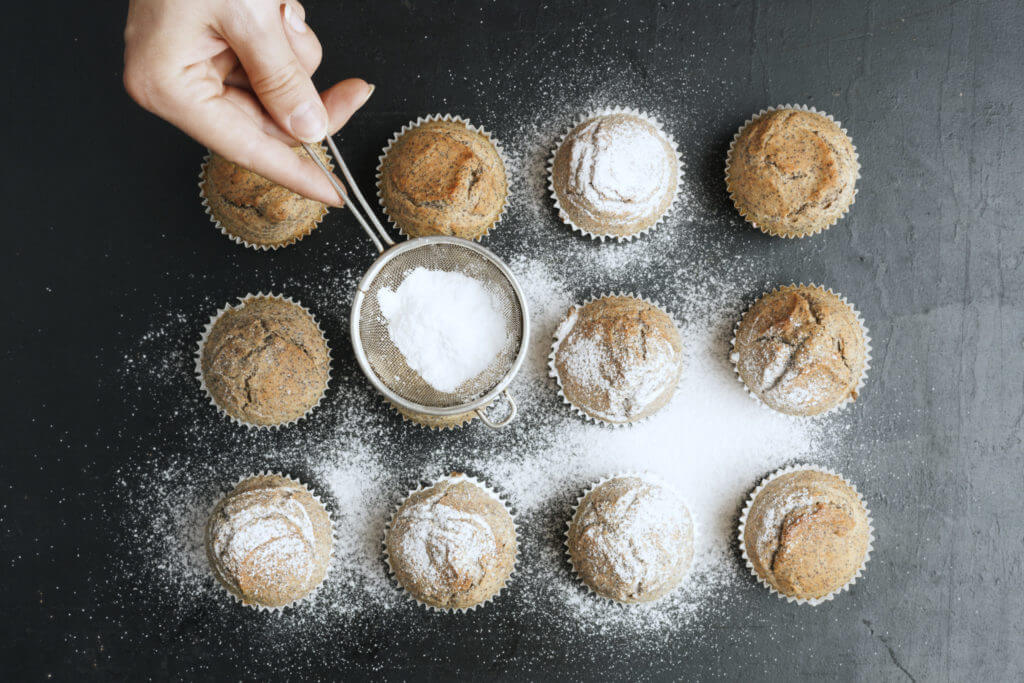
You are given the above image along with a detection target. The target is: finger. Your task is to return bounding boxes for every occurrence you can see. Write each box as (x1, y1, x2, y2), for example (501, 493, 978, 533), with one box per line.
(219, 86, 303, 145)
(217, 4, 327, 143)
(281, 4, 323, 75)
(222, 13, 322, 91)
(322, 79, 375, 135)
(169, 92, 345, 206)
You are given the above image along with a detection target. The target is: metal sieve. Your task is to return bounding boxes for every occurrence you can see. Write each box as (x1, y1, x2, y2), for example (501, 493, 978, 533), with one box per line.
(303, 138, 529, 429)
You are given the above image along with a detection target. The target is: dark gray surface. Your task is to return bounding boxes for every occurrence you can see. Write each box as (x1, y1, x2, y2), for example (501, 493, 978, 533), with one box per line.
(2, 0, 1023, 680)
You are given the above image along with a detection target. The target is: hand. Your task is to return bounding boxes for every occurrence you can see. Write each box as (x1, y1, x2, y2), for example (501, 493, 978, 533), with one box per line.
(124, 0, 373, 206)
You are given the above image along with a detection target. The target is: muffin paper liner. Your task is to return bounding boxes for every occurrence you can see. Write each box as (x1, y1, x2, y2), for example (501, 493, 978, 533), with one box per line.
(728, 283, 871, 418)
(195, 293, 332, 430)
(564, 472, 696, 606)
(724, 104, 860, 238)
(737, 464, 874, 606)
(387, 399, 482, 431)
(547, 107, 684, 243)
(375, 114, 510, 242)
(198, 143, 331, 251)
(548, 292, 684, 428)
(206, 470, 337, 614)
(382, 473, 519, 613)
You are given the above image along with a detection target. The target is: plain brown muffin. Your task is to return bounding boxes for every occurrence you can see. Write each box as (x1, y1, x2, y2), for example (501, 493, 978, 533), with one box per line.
(205, 474, 333, 608)
(201, 145, 330, 248)
(726, 108, 858, 238)
(551, 296, 683, 425)
(742, 469, 871, 602)
(200, 296, 330, 427)
(732, 285, 867, 417)
(567, 476, 693, 604)
(378, 119, 507, 240)
(385, 475, 516, 611)
(551, 112, 678, 239)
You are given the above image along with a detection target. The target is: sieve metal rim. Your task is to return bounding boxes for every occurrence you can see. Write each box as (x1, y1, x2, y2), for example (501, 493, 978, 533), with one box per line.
(349, 235, 530, 417)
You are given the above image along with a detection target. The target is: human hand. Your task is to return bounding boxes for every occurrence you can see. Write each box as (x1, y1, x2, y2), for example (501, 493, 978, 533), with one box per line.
(124, 0, 373, 206)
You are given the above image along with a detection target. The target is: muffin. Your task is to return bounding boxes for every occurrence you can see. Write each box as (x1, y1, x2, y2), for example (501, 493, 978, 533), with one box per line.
(566, 476, 693, 604)
(726, 107, 859, 238)
(377, 116, 507, 240)
(198, 295, 330, 427)
(731, 285, 868, 417)
(550, 295, 683, 425)
(740, 467, 872, 603)
(550, 111, 680, 240)
(200, 145, 331, 249)
(385, 474, 517, 611)
(205, 473, 333, 609)
(391, 402, 479, 431)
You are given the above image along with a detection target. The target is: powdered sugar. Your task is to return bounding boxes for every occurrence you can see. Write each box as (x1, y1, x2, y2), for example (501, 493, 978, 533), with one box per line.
(377, 267, 509, 393)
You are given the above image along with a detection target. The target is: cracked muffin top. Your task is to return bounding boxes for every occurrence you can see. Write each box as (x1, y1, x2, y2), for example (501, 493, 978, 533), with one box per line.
(200, 296, 330, 427)
(385, 474, 516, 611)
(567, 476, 693, 604)
(201, 145, 330, 248)
(551, 112, 679, 239)
(742, 469, 870, 602)
(378, 119, 507, 240)
(726, 109, 858, 238)
(551, 295, 683, 425)
(206, 474, 333, 608)
(732, 285, 867, 417)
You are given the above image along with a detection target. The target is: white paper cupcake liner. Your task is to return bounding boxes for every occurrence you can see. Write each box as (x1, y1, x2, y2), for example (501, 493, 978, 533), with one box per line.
(564, 472, 696, 605)
(725, 104, 860, 238)
(205, 470, 337, 614)
(195, 293, 332, 430)
(547, 107, 684, 243)
(198, 143, 332, 251)
(382, 473, 519, 613)
(737, 464, 874, 606)
(375, 114, 510, 242)
(548, 292, 684, 427)
(728, 284, 871, 418)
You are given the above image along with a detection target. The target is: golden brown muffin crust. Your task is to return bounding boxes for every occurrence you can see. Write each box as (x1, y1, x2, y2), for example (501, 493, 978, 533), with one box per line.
(201, 297, 330, 427)
(379, 120, 507, 240)
(742, 469, 870, 601)
(202, 145, 330, 248)
(205, 474, 333, 608)
(733, 286, 866, 417)
(553, 296, 683, 424)
(727, 109, 858, 237)
(386, 476, 516, 610)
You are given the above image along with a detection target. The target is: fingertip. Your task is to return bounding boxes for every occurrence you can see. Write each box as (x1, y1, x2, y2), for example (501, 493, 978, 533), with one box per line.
(323, 79, 375, 134)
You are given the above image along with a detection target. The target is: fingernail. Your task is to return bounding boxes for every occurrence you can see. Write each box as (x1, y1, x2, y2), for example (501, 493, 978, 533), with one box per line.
(362, 83, 376, 105)
(284, 4, 307, 33)
(289, 101, 327, 142)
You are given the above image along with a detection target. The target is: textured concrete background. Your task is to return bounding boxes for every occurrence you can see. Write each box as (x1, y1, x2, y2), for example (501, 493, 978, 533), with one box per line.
(3, 0, 1022, 679)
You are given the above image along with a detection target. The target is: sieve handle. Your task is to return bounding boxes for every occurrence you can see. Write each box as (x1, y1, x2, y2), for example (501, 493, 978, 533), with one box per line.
(475, 390, 517, 429)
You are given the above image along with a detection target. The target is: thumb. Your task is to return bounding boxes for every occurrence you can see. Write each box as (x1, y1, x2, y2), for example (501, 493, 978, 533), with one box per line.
(219, 7, 327, 143)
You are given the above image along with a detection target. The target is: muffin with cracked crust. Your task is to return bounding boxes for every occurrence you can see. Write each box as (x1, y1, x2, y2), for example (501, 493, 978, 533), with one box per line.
(732, 285, 867, 416)
(378, 118, 507, 240)
(551, 112, 679, 239)
(567, 476, 693, 604)
(741, 468, 871, 602)
(726, 108, 858, 237)
(385, 474, 516, 611)
(551, 295, 683, 425)
(200, 145, 331, 248)
(206, 473, 333, 608)
(199, 296, 330, 427)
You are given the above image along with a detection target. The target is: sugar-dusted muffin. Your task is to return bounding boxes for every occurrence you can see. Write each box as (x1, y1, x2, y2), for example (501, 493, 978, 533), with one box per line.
(551, 295, 683, 425)
(385, 474, 516, 611)
(200, 145, 330, 248)
(741, 468, 872, 603)
(378, 117, 507, 240)
(199, 295, 330, 427)
(551, 111, 679, 240)
(731, 285, 868, 417)
(726, 108, 858, 238)
(205, 473, 333, 609)
(567, 476, 693, 604)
